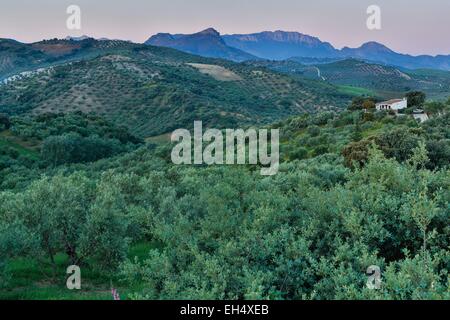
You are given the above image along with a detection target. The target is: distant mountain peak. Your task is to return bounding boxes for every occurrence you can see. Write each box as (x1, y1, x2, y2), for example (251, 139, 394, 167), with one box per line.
(359, 41, 393, 53)
(145, 28, 256, 62)
(259, 30, 322, 43)
(226, 30, 321, 43)
(197, 28, 221, 36)
(223, 30, 337, 60)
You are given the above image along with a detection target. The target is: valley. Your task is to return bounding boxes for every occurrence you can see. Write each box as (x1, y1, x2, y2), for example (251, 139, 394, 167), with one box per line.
(0, 23, 449, 302)
(250, 58, 450, 100)
(0, 39, 351, 137)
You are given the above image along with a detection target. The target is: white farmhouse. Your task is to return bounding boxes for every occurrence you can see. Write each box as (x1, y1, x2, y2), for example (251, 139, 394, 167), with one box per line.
(376, 98, 408, 111)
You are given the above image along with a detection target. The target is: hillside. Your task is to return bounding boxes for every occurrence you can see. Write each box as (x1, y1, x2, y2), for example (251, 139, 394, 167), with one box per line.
(1, 37, 449, 300)
(0, 40, 351, 137)
(0, 38, 140, 81)
(275, 106, 450, 168)
(249, 59, 450, 100)
(1, 105, 449, 300)
(0, 39, 48, 79)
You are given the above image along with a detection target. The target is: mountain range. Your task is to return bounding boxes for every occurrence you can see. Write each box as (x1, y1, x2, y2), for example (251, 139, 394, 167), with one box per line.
(146, 28, 450, 71)
(222, 31, 337, 60)
(145, 28, 257, 62)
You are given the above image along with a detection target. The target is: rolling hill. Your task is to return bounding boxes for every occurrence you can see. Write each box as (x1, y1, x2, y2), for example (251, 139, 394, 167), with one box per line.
(0, 39, 351, 137)
(0, 38, 140, 81)
(0, 39, 49, 79)
(249, 58, 450, 100)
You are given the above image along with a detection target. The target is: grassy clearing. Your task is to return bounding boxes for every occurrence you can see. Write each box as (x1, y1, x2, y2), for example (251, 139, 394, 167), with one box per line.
(337, 85, 375, 97)
(361, 122, 386, 138)
(0, 242, 157, 300)
(0, 131, 40, 160)
(145, 133, 171, 143)
(187, 63, 243, 81)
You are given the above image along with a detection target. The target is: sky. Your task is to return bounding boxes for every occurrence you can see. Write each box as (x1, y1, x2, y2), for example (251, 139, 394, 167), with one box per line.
(1, 0, 449, 56)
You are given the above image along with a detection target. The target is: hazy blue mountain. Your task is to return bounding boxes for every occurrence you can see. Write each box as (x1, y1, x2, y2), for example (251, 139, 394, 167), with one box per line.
(340, 42, 450, 71)
(147, 28, 450, 70)
(223, 32, 450, 70)
(223, 31, 339, 60)
(145, 28, 257, 62)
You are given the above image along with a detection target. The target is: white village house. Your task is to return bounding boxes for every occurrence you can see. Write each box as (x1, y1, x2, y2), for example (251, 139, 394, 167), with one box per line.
(376, 98, 408, 111)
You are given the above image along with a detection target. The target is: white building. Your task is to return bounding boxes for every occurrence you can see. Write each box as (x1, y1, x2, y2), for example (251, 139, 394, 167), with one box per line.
(376, 98, 408, 111)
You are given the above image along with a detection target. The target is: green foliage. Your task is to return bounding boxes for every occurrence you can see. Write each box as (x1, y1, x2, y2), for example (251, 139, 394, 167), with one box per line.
(0, 173, 133, 274)
(406, 91, 426, 107)
(41, 133, 127, 166)
(342, 140, 373, 168)
(278, 108, 449, 171)
(0, 70, 449, 300)
(78, 178, 130, 270)
(424, 101, 448, 115)
(0, 174, 91, 268)
(116, 148, 448, 300)
(0, 219, 38, 286)
(3, 37, 448, 300)
(11, 112, 142, 144)
(254, 59, 450, 101)
(0, 113, 11, 130)
(348, 97, 378, 111)
(0, 112, 142, 190)
(374, 128, 421, 162)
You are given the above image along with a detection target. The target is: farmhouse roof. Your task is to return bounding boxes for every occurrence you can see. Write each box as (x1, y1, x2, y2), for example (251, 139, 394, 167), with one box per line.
(376, 98, 405, 105)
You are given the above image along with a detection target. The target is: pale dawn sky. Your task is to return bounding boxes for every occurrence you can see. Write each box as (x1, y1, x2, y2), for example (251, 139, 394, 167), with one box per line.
(1, 0, 449, 56)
